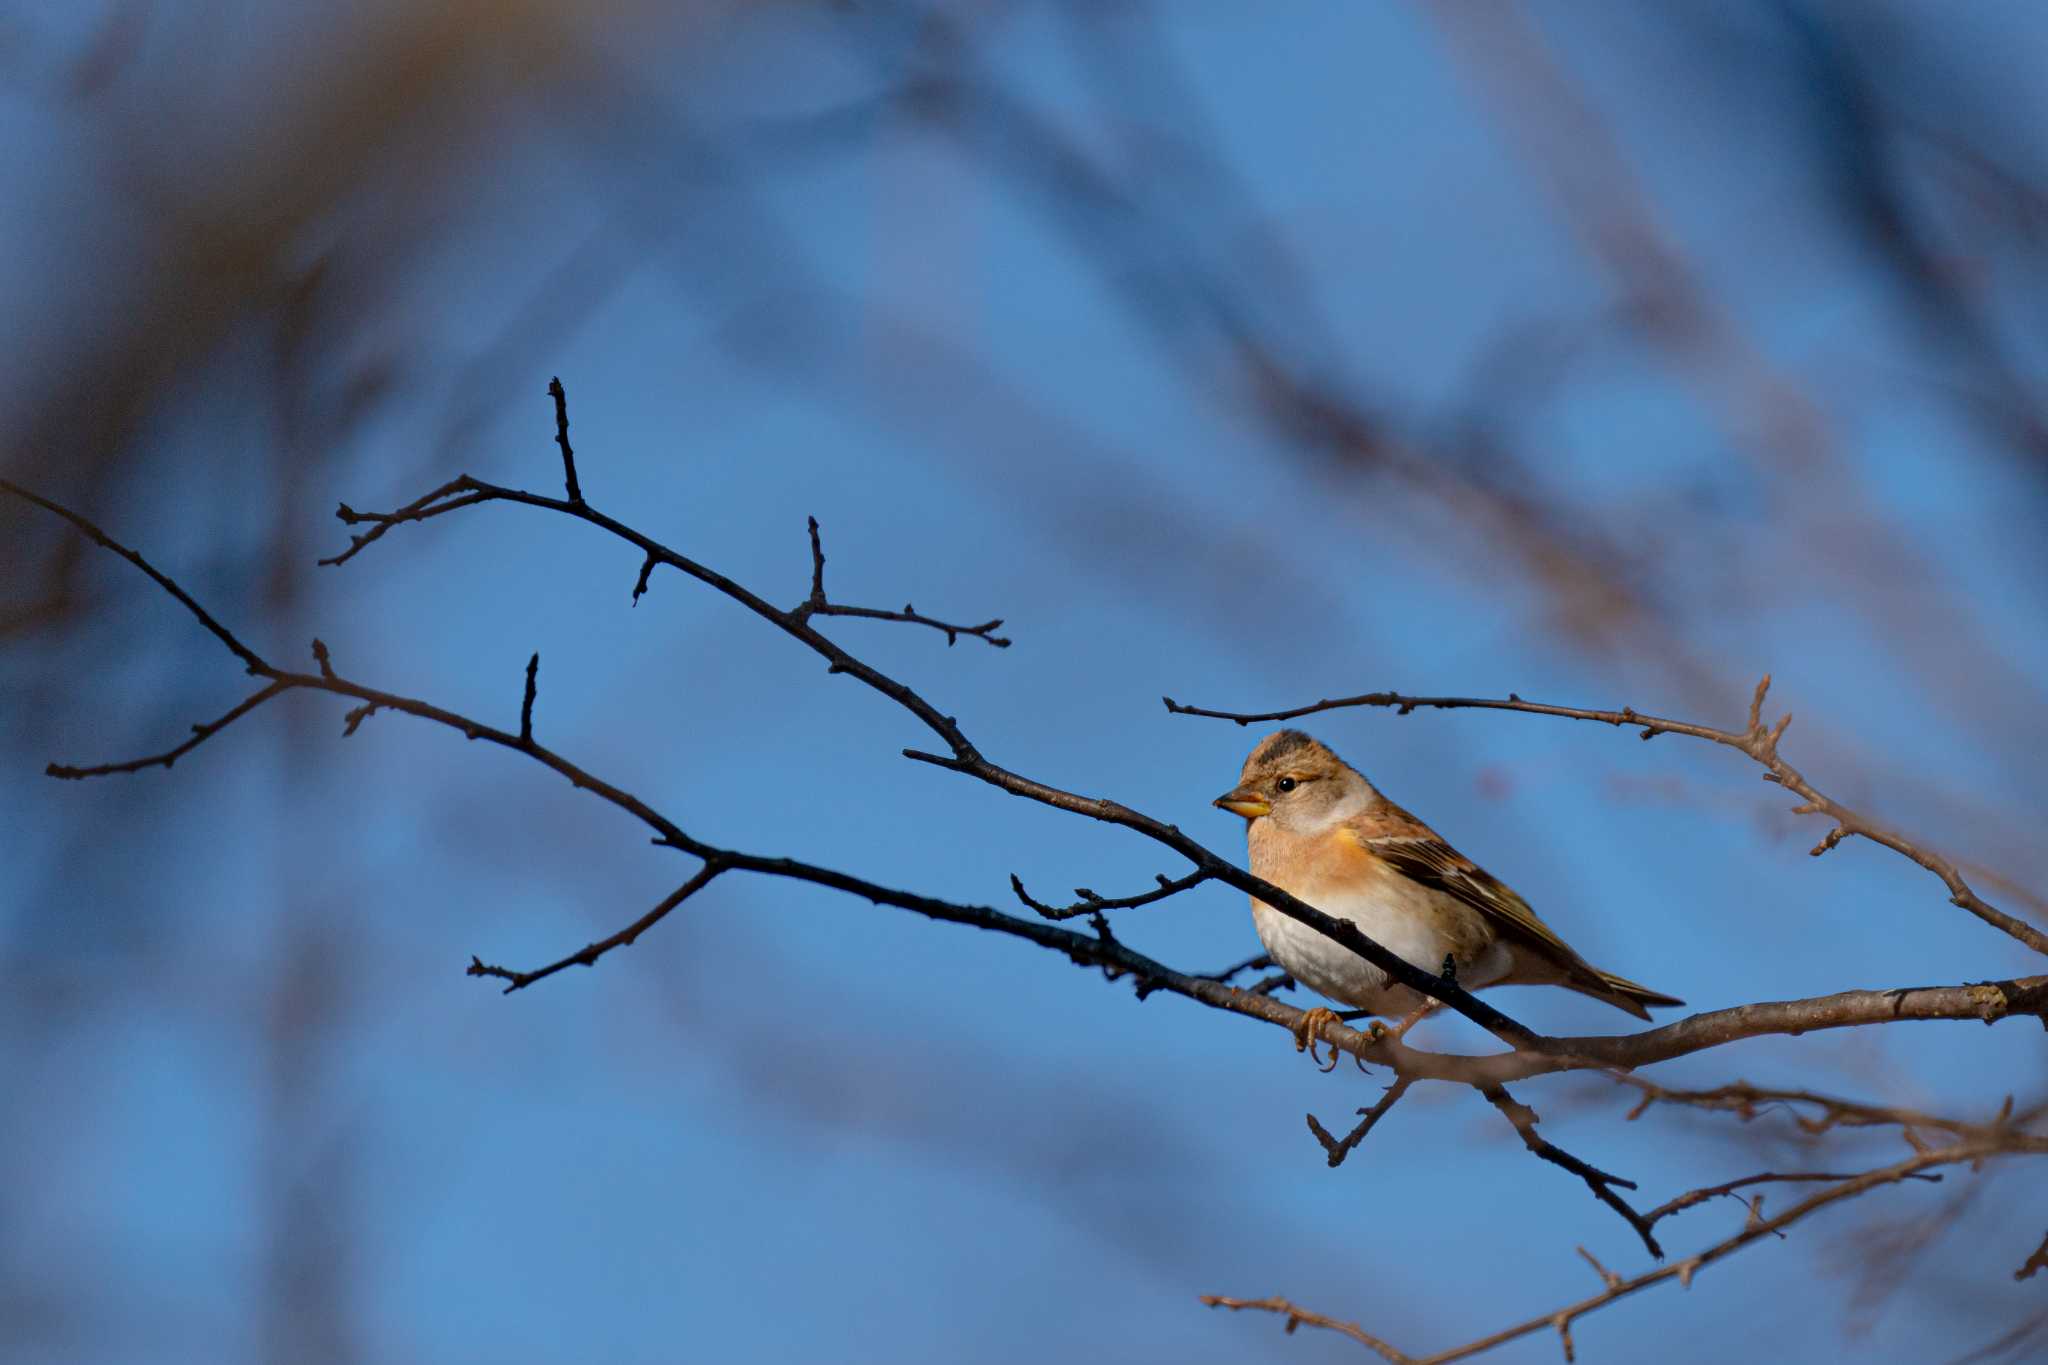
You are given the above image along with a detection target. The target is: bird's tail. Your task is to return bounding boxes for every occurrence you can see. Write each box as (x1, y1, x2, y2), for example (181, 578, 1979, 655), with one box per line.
(1568, 968, 1685, 1021)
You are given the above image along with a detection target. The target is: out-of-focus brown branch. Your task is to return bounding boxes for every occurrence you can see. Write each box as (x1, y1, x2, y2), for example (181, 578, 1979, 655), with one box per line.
(1201, 1295, 1412, 1364)
(1426, 1, 2048, 764)
(1643, 1169, 1940, 1228)
(1164, 679, 2048, 957)
(1618, 1077, 2046, 1144)
(2016, 1231, 2048, 1282)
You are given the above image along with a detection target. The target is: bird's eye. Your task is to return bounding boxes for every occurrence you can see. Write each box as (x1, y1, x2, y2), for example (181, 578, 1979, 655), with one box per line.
(1275, 777, 1298, 793)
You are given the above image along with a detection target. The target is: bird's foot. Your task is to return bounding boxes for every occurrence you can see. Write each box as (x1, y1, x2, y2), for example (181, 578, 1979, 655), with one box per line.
(1292, 1006, 1344, 1071)
(1293, 1007, 1380, 1071)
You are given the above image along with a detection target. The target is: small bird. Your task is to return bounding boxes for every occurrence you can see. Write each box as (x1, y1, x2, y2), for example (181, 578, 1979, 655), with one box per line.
(1214, 730, 1681, 1058)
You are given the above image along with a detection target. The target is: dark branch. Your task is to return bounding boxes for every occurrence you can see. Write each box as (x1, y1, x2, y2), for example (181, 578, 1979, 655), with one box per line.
(5, 476, 1513, 1041)
(1009, 868, 1209, 920)
(46, 679, 291, 778)
(520, 652, 539, 744)
(318, 476, 476, 567)
(468, 861, 724, 992)
(305, 445, 1536, 1046)
(15, 474, 2046, 1077)
(0, 476, 269, 675)
(1195, 953, 1275, 985)
(1483, 1084, 1662, 1258)
(796, 516, 1009, 647)
(548, 376, 584, 505)
(810, 599, 1011, 648)
(2016, 1230, 2048, 1282)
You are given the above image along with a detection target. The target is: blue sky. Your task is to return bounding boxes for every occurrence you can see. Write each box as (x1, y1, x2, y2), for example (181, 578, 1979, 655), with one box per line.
(4, 3, 2047, 1362)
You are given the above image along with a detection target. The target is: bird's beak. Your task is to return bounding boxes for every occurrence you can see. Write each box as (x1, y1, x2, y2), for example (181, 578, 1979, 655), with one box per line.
(1213, 788, 1271, 819)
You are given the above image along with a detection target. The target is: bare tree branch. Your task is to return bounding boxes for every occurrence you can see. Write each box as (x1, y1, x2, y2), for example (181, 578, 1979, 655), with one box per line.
(518, 651, 540, 744)
(1209, 1140, 2019, 1364)
(1164, 680, 2048, 957)
(1009, 869, 1211, 920)
(468, 862, 724, 992)
(1643, 1169, 1941, 1229)
(1, 476, 267, 675)
(547, 375, 584, 505)
(44, 679, 291, 778)
(1483, 1084, 1661, 1258)
(1306, 1076, 1412, 1169)
(1202, 1295, 1415, 1364)
(795, 514, 1010, 647)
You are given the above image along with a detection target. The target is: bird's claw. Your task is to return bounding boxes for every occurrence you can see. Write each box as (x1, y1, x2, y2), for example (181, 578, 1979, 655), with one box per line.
(1293, 1007, 1376, 1072)
(1292, 1006, 1343, 1070)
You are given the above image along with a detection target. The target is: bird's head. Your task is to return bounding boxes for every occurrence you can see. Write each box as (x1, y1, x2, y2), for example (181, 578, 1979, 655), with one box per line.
(1213, 729, 1373, 833)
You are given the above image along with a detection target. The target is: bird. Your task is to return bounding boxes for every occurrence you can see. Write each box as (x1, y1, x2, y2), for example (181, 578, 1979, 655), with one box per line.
(1213, 729, 1682, 1061)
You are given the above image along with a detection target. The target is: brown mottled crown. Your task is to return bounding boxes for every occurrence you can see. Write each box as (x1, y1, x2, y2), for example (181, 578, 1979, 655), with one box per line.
(1245, 729, 1344, 771)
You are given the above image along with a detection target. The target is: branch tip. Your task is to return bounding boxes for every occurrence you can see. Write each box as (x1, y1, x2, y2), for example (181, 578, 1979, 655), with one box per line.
(519, 652, 540, 743)
(548, 376, 584, 505)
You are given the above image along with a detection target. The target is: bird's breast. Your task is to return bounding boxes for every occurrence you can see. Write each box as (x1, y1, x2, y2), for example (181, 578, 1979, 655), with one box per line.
(1244, 822, 1503, 1012)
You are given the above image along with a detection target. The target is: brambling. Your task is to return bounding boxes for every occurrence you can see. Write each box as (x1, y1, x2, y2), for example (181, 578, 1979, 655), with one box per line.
(1214, 730, 1682, 1056)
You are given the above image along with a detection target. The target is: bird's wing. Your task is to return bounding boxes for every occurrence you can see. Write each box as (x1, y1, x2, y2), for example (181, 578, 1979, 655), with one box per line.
(1348, 806, 1587, 968)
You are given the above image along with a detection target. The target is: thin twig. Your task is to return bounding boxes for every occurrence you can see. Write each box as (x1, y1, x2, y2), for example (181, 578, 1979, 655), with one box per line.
(1201, 1296, 1413, 1364)
(548, 376, 583, 505)
(1009, 869, 1209, 920)
(1307, 1077, 1413, 1168)
(1483, 1084, 1661, 1258)
(1644, 1169, 1941, 1228)
(0, 477, 268, 674)
(45, 680, 291, 779)
(795, 515, 1009, 646)
(519, 652, 540, 743)
(469, 862, 724, 992)
(1196, 953, 1276, 985)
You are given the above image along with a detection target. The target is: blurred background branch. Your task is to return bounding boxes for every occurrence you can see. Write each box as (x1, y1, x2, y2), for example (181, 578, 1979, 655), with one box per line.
(4, 2, 2046, 1361)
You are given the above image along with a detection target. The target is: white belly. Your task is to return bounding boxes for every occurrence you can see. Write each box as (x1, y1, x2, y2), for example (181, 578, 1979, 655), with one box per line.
(1250, 879, 1511, 1016)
